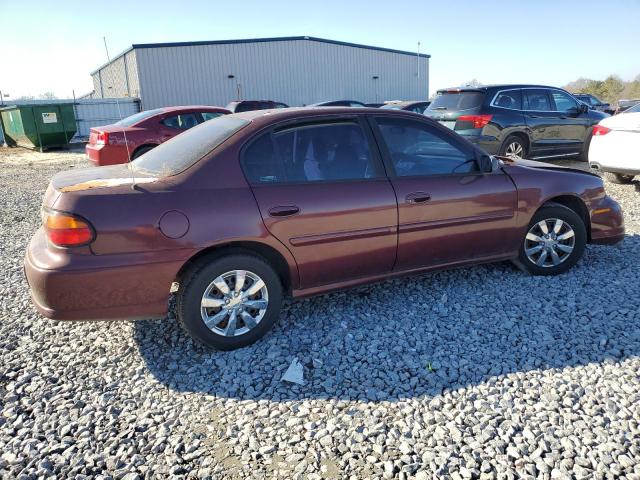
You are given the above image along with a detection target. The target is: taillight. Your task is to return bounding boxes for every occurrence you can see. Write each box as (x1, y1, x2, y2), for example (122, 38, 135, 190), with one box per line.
(592, 125, 611, 136)
(456, 114, 493, 129)
(43, 209, 95, 247)
(96, 131, 109, 145)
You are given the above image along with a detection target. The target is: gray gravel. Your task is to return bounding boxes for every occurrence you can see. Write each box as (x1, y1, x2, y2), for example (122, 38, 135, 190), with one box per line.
(1, 148, 639, 479)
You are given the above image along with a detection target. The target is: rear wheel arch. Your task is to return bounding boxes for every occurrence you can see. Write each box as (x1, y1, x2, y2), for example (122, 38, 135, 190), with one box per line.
(540, 195, 591, 241)
(499, 131, 530, 158)
(175, 241, 294, 293)
(132, 143, 158, 159)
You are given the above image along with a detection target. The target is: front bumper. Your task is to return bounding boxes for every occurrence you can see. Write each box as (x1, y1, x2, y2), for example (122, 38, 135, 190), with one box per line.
(24, 228, 185, 321)
(590, 195, 625, 245)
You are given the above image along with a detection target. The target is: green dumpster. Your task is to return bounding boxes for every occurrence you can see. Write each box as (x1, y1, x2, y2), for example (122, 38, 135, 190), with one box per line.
(0, 104, 76, 151)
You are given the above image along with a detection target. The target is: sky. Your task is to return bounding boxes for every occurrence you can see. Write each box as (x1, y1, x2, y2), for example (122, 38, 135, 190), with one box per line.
(2, 0, 639, 100)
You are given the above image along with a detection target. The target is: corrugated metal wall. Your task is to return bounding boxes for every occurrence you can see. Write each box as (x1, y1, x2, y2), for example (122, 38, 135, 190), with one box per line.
(91, 50, 139, 99)
(133, 39, 428, 109)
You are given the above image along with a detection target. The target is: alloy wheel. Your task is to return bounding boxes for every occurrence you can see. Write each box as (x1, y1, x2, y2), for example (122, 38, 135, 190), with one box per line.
(505, 141, 524, 160)
(200, 270, 269, 337)
(524, 218, 576, 268)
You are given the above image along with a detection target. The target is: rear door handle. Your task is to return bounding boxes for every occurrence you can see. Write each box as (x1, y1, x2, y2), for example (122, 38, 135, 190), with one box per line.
(406, 192, 431, 204)
(269, 205, 300, 217)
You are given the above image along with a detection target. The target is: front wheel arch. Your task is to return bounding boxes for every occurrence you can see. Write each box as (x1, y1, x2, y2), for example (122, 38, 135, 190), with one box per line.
(541, 195, 591, 242)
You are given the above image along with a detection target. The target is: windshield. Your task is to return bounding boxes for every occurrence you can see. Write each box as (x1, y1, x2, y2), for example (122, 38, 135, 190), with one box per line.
(114, 108, 165, 127)
(625, 103, 640, 113)
(133, 116, 250, 176)
(428, 91, 484, 111)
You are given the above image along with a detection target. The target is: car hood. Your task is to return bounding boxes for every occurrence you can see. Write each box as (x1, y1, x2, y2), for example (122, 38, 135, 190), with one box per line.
(496, 156, 600, 178)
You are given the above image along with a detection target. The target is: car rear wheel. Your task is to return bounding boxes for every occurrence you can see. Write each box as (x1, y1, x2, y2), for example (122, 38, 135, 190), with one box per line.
(500, 135, 528, 160)
(604, 172, 635, 184)
(514, 205, 586, 276)
(177, 254, 283, 350)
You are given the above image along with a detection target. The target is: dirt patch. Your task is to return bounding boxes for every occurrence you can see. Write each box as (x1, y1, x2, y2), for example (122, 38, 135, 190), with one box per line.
(0, 145, 89, 168)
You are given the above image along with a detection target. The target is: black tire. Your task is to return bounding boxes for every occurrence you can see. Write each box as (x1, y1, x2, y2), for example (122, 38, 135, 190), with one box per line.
(177, 254, 283, 350)
(514, 204, 586, 276)
(499, 135, 528, 160)
(604, 172, 635, 184)
(132, 145, 156, 159)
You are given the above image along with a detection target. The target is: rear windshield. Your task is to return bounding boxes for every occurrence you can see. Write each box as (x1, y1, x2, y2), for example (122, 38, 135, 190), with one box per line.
(380, 104, 403, 110)
(428, 91, 484, 111)
(133, 116, 250, 176)
(114, 108, 164, 127)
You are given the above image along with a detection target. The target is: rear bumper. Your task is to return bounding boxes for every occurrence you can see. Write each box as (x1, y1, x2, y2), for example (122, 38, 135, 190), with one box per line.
(24, 228, 186, 321)
(85, 144, 129, 166)
(590, 195, 625, 245)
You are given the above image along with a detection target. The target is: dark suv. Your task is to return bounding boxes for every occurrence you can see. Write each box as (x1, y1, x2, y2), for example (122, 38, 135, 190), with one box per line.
(226, 100, 288, 113)
(574, 94, 614, 114)
(424, 85, 609, 160)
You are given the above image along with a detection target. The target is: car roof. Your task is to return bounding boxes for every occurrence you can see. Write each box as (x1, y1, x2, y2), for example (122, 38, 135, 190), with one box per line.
(229, 106, 430, 127)
(436, 84, 567, 93)
(159, 105, 230, 113)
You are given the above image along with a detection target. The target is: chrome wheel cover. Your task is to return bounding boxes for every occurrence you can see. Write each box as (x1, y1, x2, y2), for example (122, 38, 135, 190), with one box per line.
(200, 270, 269, 337)
(505, 141, 524, 160)
(524, 218, 576, 268)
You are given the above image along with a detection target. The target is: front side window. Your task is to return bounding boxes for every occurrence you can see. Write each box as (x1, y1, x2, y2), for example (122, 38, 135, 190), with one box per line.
(524, 89, 552, 111)
(551, 91, 578, 112)
(493, 90, 522, 110)
(200, 112, 224, 122)
(375, 117, 477, 177)
(242, 121, 379, 184)
(162, 113, 199, 130)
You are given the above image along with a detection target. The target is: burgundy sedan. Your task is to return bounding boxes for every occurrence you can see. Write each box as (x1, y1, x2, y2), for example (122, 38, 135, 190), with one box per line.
(86, 105, 230, 166)
(26, 108, 624, 350)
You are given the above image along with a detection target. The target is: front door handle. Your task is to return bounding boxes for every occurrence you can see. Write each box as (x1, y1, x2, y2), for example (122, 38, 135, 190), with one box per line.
(269, 205, 300, 217)
(406, 192, 431, 204)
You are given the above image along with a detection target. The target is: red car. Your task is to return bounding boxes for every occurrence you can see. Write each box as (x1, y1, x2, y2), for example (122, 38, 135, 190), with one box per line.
(86, 106, 230, 166)
(26, 108, 624, 350)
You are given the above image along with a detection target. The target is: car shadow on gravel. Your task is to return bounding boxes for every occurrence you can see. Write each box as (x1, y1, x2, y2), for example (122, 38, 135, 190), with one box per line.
(134, 235, 640, 402)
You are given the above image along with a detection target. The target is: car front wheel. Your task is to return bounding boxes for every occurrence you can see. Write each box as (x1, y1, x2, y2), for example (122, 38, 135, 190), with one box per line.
(515, 205, 586, 276)
(177, 254, 283, 350)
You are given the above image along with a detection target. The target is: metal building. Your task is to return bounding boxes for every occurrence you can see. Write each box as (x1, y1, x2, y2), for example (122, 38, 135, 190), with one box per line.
(89, 36, 430, 110)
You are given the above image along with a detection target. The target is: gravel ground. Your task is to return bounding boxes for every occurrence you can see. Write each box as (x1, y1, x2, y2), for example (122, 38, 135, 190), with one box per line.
(1, 147, 639, 479)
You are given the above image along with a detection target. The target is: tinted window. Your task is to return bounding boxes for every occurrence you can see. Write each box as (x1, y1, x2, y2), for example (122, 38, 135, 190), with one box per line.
(428, 92, 484, 111)
(274, 102, 288, 109)
(243, 122, 378, 183)
(376, 118, 476, 176)
(493, 90, 522, 110)
(551, 91, 578, 112)
(114, 108, 164, 127)
(200, 112, 224, 122)
(162, 113, 199, 130)
(134, 117, 249, 176)
(524, 90, 552, 111)
(235, 102, 259, 113)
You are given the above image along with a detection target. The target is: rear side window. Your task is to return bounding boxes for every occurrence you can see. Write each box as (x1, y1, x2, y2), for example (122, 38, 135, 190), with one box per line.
(162, 113, 199, 130)
(428, 91, 484, 111)
(242, 121, 379, 183)
(375, 117, 477, 177)
(550, 91, 578, 112)
(493, 90, 522, 110)
(524, 90, 552, 111)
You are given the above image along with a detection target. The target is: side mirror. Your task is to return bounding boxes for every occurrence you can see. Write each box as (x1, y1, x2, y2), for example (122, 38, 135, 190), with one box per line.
(476, 153, 493, 172)
(579, 103, 589, 114)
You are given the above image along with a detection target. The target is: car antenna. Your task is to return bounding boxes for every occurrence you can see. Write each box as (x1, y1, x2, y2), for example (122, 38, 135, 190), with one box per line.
(103, 36, 136, 190)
